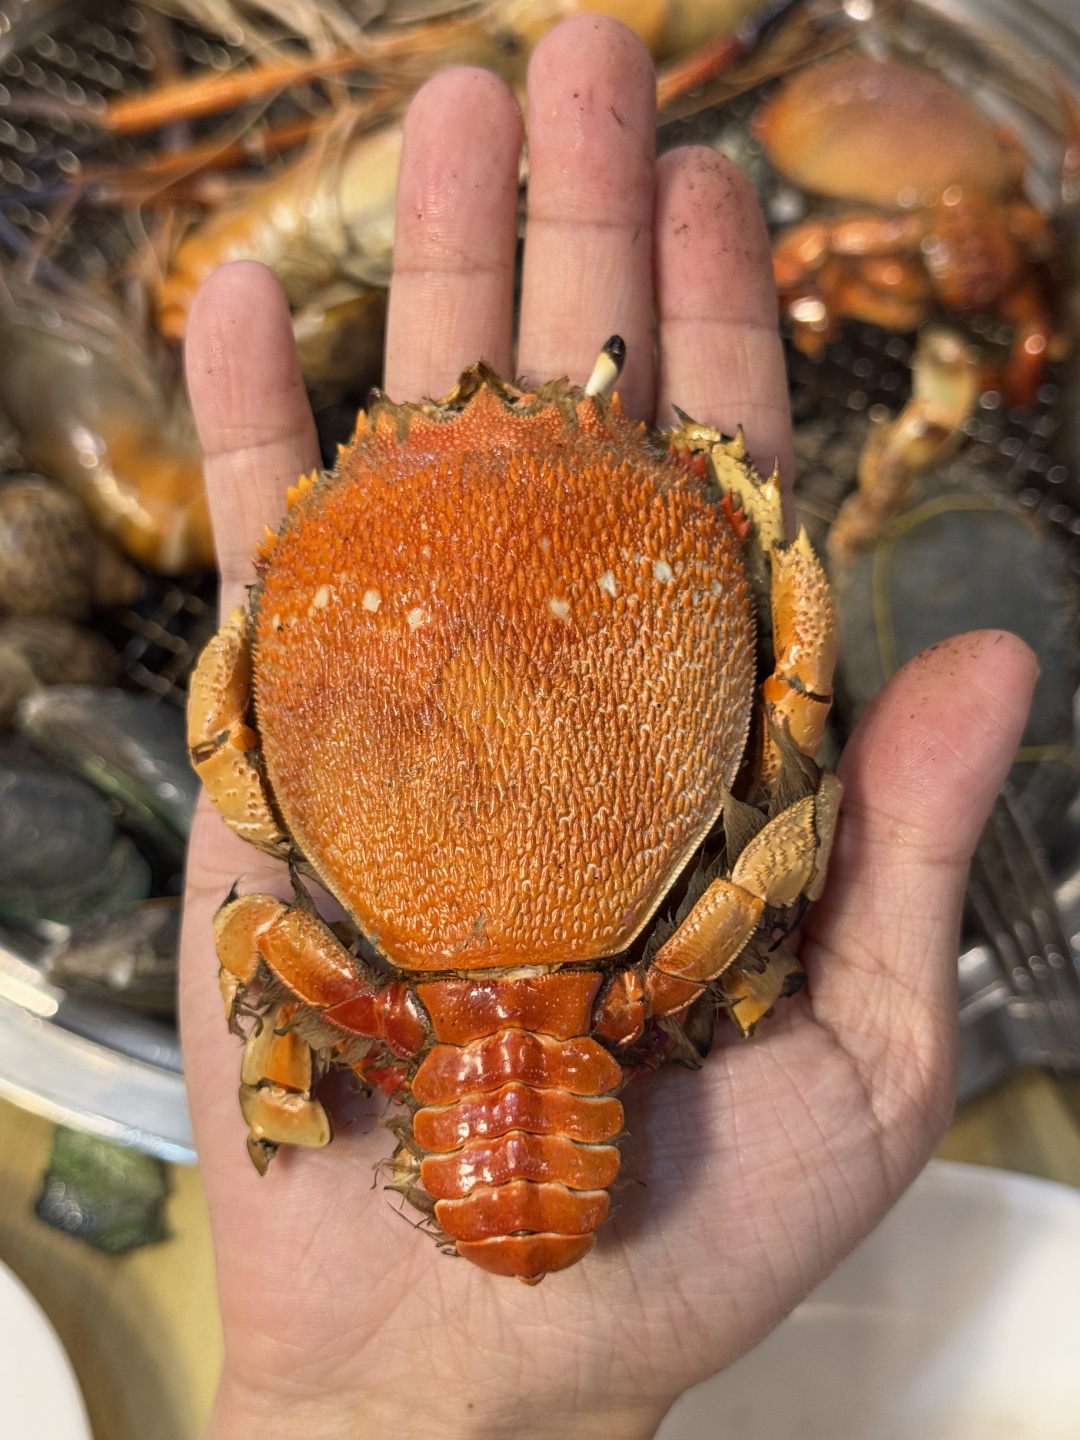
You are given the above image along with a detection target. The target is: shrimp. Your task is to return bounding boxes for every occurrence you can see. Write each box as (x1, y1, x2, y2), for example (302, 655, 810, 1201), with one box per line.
(0, 276, 213, 574)
(34, 0, 782, 137)
(155, 116, 401, 339)
(152, 0, 814, 339)
(102, 15, 479, 134)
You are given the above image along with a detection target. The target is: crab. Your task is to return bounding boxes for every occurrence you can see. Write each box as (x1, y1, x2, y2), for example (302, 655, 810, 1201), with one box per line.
(753, 54, 1061, 407)
(187, 341, 840, 1283)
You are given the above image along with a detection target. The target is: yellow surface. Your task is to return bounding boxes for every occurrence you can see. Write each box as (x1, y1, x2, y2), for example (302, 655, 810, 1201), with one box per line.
(0, 1066, 1078, 1440)
(0, 1099, 221, 1440)
(938, 1067, 1080, 1187)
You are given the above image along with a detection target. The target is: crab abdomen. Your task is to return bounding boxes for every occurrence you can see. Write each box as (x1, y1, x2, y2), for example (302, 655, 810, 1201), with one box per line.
(404, 970, 624, 1280)
(253, 386, 755, 970)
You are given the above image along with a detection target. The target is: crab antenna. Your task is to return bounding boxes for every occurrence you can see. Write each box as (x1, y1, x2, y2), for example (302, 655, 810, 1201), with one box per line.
(585, 336, 626, 398)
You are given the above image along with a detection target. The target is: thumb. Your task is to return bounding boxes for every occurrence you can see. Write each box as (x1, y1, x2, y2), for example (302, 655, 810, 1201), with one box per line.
(803, 630, 1037, 1137)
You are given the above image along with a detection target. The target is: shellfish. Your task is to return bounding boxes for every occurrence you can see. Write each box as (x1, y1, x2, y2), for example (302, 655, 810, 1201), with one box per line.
(189, 344, 840, 1282)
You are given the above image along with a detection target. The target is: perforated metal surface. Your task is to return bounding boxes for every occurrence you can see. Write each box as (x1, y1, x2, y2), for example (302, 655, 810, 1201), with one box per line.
(103, 571, 216, 709)
(785, 331, 1080, 564)
(1, 3, 159, 275)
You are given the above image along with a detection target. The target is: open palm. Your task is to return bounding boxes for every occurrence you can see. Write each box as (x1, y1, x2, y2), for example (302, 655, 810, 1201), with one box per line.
(179, 19, 1035, 1440)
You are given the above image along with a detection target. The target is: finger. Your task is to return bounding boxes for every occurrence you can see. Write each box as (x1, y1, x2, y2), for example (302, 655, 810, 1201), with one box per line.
(518, 16, 656, 417)
(384, 67, 522, 401)
(654, 147, 793, 492)
(805, 630, 1037, 1109)
(185, 261, 319, 613)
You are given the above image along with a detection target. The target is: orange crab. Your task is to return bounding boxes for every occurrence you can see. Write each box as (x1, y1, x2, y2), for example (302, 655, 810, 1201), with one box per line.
(187, 342, 840, 1283)
(754, 54, 1061, 406)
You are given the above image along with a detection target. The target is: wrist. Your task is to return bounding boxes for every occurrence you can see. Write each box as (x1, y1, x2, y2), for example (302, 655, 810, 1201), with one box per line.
(207, 1368, 665, 1440)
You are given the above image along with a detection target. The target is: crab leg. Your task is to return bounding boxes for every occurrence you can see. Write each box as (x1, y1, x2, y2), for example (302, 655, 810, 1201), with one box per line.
(239, 999, 331, 1174)
(717, 435, 836, 769)
(829, 327, 981, 562)
(644, 779, 838, 1004)
(215, 891, 429, 1169)
(187, 607, 290, 858)
(760, 529, 836, 764)
(997, 278, 1055, 410)
(612, 427, 840, 1041)
(594, 766, 842, 1045)
(672, 425, 837, 766)
(714, 944, 807, 1037)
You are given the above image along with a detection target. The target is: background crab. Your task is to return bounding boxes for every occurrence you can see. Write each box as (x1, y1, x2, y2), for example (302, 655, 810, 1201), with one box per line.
(755, 53, 1061, 407)
(187, 343, 839, 1284)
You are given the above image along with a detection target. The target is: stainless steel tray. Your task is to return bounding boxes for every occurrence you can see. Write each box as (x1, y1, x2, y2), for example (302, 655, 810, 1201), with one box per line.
(0, 934, 191, 1162)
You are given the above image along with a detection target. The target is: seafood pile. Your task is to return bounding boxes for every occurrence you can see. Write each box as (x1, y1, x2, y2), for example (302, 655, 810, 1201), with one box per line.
(0, 0, 862, 1003)
(0, 0, 1078, 1153)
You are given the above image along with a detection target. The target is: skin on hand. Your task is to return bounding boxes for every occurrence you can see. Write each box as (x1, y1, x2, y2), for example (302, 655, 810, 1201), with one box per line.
(180, 17, 1036, 1440)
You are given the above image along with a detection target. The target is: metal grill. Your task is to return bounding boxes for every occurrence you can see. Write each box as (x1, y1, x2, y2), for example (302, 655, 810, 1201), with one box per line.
(786, 331, 1080, 571)
(102, 571, 217, 708)
(1, 3, 160, 276)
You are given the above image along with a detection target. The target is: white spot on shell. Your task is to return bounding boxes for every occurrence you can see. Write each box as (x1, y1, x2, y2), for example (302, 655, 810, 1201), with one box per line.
(362, 589, 381, 612)
(407, 606, 427, 630)
(312, 585, 330, 608)
(653, 559, 674, 583)
(271, 613, 283, 631)
(710, 580, 724, 598)
(597, 571, 617, 597)
(548, 598, 570, 622)
(538, 537, 551, 552)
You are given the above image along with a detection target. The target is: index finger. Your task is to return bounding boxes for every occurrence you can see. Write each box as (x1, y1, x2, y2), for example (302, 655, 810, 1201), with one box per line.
(185, 260, 320, 614)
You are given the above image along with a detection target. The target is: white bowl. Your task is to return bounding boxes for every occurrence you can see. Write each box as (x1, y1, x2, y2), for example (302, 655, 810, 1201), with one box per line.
(660, 1160, 1080, 1440)
(0, 1259, 91, 1440)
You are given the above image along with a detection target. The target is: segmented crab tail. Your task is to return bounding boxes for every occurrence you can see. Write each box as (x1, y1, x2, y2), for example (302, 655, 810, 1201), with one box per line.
(402, 971, 624, 1282)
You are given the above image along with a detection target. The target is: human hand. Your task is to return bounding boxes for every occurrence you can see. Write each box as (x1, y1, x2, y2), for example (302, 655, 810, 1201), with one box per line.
(180, 17, 1035, 1440)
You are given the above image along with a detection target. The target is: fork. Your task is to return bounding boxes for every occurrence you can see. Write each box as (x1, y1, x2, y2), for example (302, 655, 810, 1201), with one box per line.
(961, 789, 1080, 1093)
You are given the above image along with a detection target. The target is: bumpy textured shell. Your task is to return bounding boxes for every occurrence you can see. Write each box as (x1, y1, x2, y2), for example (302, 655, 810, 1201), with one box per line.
(253, 370, 755, 970)
(755, 54, 1009, 208)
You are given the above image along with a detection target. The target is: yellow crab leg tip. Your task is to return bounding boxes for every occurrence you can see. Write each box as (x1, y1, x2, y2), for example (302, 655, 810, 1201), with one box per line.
(718, 945, 806, 1038)
(239, 1083, 332, 1156)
